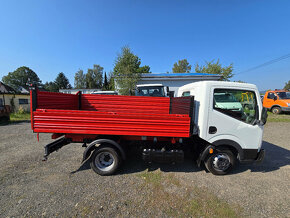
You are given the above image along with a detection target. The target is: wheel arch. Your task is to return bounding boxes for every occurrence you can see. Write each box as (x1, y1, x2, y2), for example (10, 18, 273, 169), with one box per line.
(82, 139, 126, 163)
(212, 139, 244, 160)
(270, 105, 281, 110)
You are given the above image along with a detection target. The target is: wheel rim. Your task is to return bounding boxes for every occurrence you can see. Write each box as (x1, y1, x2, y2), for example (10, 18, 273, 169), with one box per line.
(272, 108, 278, 114)
(212, 153, 231, 171)
(95, 152, 115, 172)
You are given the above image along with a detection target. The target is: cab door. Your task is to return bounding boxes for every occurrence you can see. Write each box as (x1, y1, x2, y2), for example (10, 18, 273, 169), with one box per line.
(263, 92, 276, 108)
(206, 87, 263, 150)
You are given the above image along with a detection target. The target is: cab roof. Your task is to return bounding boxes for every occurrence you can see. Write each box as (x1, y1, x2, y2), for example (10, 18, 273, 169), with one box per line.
(136, 84, 164, 87)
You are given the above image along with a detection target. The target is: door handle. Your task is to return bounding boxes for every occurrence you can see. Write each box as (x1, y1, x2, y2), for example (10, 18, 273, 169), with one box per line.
(209, 126, 217, 134)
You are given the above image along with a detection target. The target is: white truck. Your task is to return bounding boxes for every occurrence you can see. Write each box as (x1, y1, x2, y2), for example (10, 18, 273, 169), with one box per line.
(91, 90, 118, 95)
(30, 81, 267, 175)
(135, 84, 169, 97)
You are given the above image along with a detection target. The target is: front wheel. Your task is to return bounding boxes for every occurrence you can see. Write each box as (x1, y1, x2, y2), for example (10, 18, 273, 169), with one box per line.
(90, 145, 121, 176)
(271, 106, 281, 114)
(205, 149, 235, 175)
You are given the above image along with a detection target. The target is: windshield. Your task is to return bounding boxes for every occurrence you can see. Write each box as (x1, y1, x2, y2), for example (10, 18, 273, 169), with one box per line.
(276, 92, 290, 99)
(135, 86, 165, 97)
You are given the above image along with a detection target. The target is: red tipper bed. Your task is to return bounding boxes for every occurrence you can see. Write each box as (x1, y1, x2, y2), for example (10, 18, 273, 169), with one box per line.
(30, 90, 193, 138)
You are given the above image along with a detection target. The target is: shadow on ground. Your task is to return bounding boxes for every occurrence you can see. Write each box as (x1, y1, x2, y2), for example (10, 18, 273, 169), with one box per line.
(71, 140, 290, 175)
(71, 153, 201, 175)
(233, 140, 290, 174)
(0, 120, 30, 126)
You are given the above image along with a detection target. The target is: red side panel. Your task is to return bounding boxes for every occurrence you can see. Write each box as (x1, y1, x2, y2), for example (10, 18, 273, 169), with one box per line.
(170, 97, 193, 115)
(31, 91, 192, 138)
(81, 94, 170, 114)
(32, 109, 191, 137)
(37, 91, 78, 110)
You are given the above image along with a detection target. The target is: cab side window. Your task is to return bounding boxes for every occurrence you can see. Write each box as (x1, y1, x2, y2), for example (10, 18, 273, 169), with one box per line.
(267, 92, 275, 99)
(182, 91, 190, 97)
(213, 89, 258, 125)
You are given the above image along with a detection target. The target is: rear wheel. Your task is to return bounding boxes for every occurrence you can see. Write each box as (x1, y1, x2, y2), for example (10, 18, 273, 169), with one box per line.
(205, 149, 235, 175)
(271, 107, 281, 114)
(90, 145, 121, 176)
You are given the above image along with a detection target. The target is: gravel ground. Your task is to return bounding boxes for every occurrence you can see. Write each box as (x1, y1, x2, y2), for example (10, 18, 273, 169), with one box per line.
(178, 122, 290, 217)
(0, 121, 289, 217)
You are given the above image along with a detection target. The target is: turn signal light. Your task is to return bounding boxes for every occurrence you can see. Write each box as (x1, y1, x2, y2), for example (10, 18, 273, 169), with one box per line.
(209, 148, 214, 154)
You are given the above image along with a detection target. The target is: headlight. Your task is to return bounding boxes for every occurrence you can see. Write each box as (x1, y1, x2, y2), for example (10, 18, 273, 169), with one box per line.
(287, 103, 290, 107)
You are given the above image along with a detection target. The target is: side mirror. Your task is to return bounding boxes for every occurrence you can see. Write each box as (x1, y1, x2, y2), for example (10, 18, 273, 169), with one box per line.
(166, 86, 169, 93)
(273, 96, 277, 101)
(261, 107, 268, 125)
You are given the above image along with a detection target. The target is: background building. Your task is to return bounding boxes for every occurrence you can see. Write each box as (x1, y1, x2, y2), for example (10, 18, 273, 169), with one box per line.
(0, 82, 30, 112)
(137, 73, 221, 96)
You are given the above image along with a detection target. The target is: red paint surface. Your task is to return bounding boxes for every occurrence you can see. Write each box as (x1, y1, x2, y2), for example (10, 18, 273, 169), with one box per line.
(31, 91, 192, 138)
(81, 94, 170, 114)
(37, 91, 78, 110)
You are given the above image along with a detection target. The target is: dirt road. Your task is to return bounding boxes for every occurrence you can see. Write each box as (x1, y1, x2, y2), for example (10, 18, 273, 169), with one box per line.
(0, 122, 289, 217)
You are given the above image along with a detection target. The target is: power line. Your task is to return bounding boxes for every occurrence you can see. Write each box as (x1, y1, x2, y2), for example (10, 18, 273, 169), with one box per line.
(235, 53, 290, 76)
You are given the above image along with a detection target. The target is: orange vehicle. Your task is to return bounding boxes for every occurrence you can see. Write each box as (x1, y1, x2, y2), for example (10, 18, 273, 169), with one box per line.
(263, 90, 290, 114)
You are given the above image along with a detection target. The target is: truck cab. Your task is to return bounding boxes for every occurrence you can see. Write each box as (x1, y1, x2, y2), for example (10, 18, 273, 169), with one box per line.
(263, 90, 290, 114)
(178, 81, 266, 164)
(135, 84, 169, 97)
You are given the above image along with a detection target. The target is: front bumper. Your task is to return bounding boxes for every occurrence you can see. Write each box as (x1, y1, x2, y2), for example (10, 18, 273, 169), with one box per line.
(240, 149, 265, 163)
(255, 149, 265, 163)
(281, 107, 290, 112)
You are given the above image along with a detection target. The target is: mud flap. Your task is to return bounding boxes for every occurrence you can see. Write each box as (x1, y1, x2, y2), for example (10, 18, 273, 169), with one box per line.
(43, 137, 70, 161)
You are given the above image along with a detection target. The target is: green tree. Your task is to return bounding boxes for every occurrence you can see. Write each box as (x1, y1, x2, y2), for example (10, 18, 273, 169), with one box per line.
(74, 69, 86, 88)
(284, 80, 290, 90)
(86, 64, 103, 89)
(44, 73, 71, 92)
(137, 65, 151, 74)
(103, 72, 109, 90)
(2, 66, 42, 90)
(44, 81, 58, 92)
(195, 59, 233, 81)
(108, 72, 115, 91)
(55, 72, 72, 89)
(113, 46, 151, 95)
(172, 59, 191, 73)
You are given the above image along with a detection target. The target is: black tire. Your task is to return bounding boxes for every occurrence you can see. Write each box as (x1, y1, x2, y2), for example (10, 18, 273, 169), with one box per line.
(90, 145, 121, 176)
(205, 149, 235, 175)
(271, 106, 281, 114)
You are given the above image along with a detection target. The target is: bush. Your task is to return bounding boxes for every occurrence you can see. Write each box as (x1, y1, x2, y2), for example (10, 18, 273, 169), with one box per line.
(17, 106, 25, 114)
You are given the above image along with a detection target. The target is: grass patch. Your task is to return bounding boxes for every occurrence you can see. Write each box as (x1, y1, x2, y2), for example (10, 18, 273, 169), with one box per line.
(138, 170, 162, 187)
(10, 112, 31, 121)
(137, 170, 241, 217)
(267, 112, 290, 122)
(0, 112, 31, 125)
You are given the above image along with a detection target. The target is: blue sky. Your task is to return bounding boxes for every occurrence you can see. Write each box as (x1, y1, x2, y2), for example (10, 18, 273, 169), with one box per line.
(0, 0, 289, 91)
